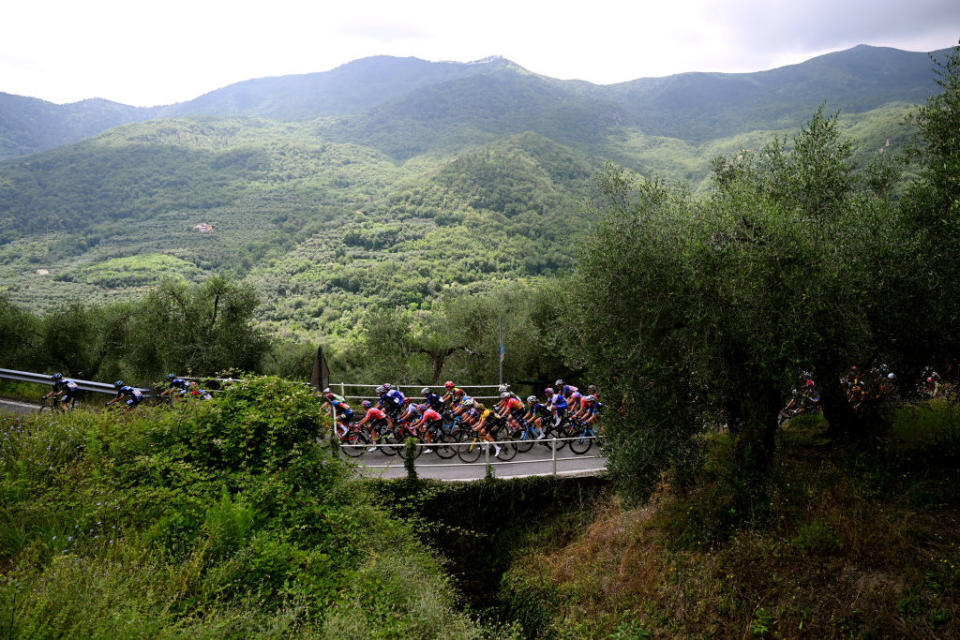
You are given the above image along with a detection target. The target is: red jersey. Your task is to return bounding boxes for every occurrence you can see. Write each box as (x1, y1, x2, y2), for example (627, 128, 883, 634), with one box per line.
(364, 407, 386, 421)
(422, 408, 442, 422)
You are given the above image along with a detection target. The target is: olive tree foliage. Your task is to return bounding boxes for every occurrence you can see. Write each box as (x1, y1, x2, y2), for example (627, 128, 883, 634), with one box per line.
(346, 282, 567, 389)
(896, 42, 960, 372)
(569, 109, 903, 502)
(123, 276, 270, 380)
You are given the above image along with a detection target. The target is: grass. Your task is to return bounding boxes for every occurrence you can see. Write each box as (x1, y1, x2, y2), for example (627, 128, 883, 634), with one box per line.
(498, 403, 960, 639)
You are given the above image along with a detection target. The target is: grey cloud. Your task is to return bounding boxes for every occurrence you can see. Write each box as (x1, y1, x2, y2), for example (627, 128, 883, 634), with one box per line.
(706, 0, 959, 52)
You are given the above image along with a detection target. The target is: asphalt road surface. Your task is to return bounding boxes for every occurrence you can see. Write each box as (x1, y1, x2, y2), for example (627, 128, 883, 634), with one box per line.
(344, 439, 608, 481)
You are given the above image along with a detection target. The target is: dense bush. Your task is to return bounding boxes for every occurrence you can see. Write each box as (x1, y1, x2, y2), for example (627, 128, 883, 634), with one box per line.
(0, 376, 500, 638)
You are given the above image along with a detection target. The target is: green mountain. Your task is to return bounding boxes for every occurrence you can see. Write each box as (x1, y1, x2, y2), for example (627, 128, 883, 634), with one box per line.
(0, 44, 950, 337)
(1, 46, 946, 160)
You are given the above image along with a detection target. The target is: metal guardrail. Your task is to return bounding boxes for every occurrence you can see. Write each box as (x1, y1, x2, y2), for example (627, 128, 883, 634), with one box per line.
(0, 368, 154, 398)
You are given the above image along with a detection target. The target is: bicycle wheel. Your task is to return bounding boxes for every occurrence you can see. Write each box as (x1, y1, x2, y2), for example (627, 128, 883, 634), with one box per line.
(568, 428, 594, 455)
(433, 432, 458, 459)
(378, 430, 402, 456)
(544, 423, 568, 450)
(495, 437, 517, 461)
(340, 429, 370, 457)
(456, 433, 484, 463)
(514, 428, 534, 453)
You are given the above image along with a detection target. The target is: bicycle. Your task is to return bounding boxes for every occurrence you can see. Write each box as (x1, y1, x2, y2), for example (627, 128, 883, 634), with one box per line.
(567, 419, 601, 455)
(39, 394, 76, 413)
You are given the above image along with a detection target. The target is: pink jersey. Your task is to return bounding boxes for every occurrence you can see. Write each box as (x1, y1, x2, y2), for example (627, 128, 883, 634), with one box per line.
(422, 408, 442, 422)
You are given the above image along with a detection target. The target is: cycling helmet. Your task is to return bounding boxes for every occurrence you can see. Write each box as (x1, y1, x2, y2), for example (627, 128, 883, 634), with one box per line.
(382, 383, 392, 391)
(52, 373, 63, 380)
(500, 391, 510, 398)
(570, 391, 582, 400)
(322, 387, 331, 394)
(526, 395, 536, 404)
(375, 385, 385, 394)
(167, 373, 176, 380)
(444, 381, 454, 389)
(418, 404, 427, 412)
(888, 373, 897, 381)
(584, 395, 596, 403)
(463, 398, 475, 407)
(927, 377, 934, 383)
(555, 379, 564, 387)
(114, 380, 124, 388)
(421, 387, 430, 395)
(545, 388, 554, 396)
(361, 400, 372, 409)
(498, 384, 509, 393)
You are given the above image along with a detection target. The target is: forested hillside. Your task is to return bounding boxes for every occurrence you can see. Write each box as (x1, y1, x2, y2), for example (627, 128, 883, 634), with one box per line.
(0, 44, 949, 339)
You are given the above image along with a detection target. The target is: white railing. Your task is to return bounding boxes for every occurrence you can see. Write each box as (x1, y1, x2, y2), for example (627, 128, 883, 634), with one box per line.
(340, 434, 606, 478)
(330, 382, 507, 401)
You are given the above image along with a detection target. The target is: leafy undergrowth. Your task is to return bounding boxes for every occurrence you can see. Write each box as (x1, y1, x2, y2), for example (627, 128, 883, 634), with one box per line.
(500, 406, 960, 639)
(0, 376, 506, 639)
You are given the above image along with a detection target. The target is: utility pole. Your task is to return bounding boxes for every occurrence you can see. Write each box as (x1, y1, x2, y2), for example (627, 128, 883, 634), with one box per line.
(498, 314, 504, 387)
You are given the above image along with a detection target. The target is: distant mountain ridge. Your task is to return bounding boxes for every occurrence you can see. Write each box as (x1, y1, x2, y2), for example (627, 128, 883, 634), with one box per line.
(0, 45, 948, 159)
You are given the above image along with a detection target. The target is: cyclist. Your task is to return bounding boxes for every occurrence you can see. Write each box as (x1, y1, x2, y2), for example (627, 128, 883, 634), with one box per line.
(573, 394, 602, 427)
(45, 373, 79, 410)
(325, 397, 355, 438)
(106, 380, 143, 413)
(322, 387, 346, 404)
(461, 397, 501, 457)
(498, 391, 528, 432)
(544, 387, 567, 426)
(160, 373, 191, 403)
(556, 379, 579, 401)
(522, 395, 550, 438)
(422, 387, 445, 412)
(411, 404, 444, 452)
(357, 399, 392, 444)
(440, 381, 458, 405)
(377, 385, 406, 419)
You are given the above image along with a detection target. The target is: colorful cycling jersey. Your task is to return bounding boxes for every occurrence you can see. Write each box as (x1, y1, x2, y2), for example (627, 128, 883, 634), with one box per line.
(422, 408, 443, 423)
(364, 407, 387, 422)
(549, 394, 568, 411)
(531, 402, 551, 418)
(561, 385, 579, 398)
(331, 399, 353, 418)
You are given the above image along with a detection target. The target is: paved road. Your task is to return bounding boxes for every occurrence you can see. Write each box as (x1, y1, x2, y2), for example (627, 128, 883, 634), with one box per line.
(0, 399, 607, 481)
(342, 439, 608, 481)
(0, 398, 37, 415)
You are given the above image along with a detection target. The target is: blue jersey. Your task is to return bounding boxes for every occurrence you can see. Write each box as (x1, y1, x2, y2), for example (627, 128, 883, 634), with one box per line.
(117, 386, 143, 403)
(168, 378, 190, 390)
(550, 394, 567, 411)
(331, 399, 353, 419)
(54, 379, 79, 395)
(424, 392, 443, 411)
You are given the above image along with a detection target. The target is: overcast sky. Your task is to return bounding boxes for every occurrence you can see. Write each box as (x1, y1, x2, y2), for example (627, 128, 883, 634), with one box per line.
(2, 0, 958, 107)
